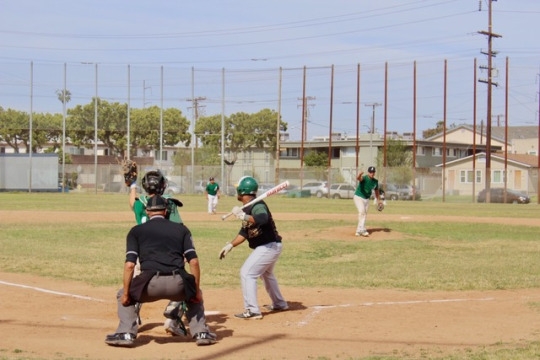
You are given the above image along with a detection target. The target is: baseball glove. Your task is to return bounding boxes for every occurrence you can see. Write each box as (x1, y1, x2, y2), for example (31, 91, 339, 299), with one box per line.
(122, 159, 138, 187)
(377, 202, 385, 212)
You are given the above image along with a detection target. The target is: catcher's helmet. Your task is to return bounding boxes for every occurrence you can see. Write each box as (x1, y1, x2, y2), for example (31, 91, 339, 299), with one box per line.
(142, 170, 167, 195)
(237, 176, 258, 196)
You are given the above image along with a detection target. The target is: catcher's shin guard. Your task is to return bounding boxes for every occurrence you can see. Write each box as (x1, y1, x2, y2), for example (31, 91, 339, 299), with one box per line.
(163, 301, 188, 336)
(134, 302, 142, 325)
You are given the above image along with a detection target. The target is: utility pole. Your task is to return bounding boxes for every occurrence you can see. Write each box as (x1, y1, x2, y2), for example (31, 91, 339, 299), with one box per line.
(143, 80, 152, 108)
(478, 0, 501, 203)
(297, 96, 315, 142)
(365, 102, 381, 163)
(492, 114, 504, 127)
(187, 96, 206, 148)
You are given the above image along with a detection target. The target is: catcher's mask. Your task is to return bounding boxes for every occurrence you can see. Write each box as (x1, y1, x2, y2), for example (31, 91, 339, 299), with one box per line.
(142, 170, 167, 195)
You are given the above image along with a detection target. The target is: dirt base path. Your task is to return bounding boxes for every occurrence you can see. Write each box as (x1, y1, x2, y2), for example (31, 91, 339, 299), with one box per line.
(2, 210, 539, 359)
(2, 271, 540, 360)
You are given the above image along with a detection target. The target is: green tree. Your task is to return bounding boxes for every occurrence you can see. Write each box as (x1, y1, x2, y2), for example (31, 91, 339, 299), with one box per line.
(32, 112, 63, 152)
(67, 98, 129, 156)
(56, 89, 72, 104)
(0, 108, 29, 153)
(378, 139, 413, 185)
(130, 106, 190, 157)
(195, 108, 286, 167)
(385, 139, 411, 167)
(67, 100, 190, 157)
(66, 98, 101, 150)
(304, 150, 327, 167)
(0, 108, 63, 153)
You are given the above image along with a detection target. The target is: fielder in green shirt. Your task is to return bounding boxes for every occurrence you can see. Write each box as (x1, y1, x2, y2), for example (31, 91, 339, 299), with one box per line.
(205, 177, 221, 214)
(353, 166, 382, 237)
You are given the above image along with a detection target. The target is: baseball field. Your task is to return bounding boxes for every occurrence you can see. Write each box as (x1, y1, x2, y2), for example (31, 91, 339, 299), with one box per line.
(1, 192, 540, 360)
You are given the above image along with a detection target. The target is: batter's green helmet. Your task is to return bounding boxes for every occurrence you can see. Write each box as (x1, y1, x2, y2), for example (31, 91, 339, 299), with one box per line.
(237, 176, 258, 196)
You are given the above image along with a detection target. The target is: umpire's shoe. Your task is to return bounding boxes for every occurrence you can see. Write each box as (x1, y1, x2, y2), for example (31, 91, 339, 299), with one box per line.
(195, 332, 217, 346)
(105, 332, 136, 347)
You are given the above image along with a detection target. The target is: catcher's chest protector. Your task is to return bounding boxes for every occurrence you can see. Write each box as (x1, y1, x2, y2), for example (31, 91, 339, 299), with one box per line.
(166, 202, 181, 223)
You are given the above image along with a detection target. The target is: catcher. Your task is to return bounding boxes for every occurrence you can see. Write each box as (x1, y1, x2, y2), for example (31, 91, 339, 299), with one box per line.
(123, 160, 187, 336)
(353, 166, 383, 237)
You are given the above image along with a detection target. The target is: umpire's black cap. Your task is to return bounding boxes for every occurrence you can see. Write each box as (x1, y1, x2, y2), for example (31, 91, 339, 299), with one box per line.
(368, 166, 376, 173)
(146, 195, 168, 211)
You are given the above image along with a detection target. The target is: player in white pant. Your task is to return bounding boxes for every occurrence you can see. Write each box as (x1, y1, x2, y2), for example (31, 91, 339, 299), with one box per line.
(205, 177, 220, 214)
(353, 166, 382, 237)
(353, 195, 370, 235)
(219, 176, 288, 319)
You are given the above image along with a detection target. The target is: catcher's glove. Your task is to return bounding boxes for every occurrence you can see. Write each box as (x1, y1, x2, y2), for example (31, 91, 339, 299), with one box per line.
(377, 202, 385, 212)
(122, 159, 138, 187)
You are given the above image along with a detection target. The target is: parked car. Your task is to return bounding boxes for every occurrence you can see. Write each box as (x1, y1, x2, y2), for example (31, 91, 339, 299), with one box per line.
(477, 188, 530, 204)
(193, 180, 207, 194)
(164, 180, 184, 195)
(379, 184, 421, 201)
(103, 182, 123, 193)
(380, 183, 401, 201)
(396, 184, 421, 200)
(328, 183, 356, 199)
(302, 181, 329, 198)
(257, 183, 274, 196)
(279, 184, 298, 195)
(224, 185, 237, 196)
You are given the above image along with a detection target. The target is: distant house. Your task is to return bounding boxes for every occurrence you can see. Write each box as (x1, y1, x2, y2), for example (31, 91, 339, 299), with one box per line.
(427, 124, 539, 156)
(438, 152, 538, 196)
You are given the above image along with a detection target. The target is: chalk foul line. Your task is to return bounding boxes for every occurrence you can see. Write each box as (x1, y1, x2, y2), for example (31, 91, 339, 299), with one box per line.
(0, 280, 106, 302)
(298, 297, 494, 327)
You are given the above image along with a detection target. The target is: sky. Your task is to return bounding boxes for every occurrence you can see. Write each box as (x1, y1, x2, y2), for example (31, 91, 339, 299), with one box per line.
(1, 0, 540, 141)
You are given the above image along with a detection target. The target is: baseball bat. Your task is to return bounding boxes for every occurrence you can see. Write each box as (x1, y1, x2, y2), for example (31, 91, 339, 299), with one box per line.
(221, 180, 290, 221)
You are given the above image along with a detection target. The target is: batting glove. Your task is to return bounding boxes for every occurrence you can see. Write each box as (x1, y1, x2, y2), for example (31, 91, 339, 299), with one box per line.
(232, 206, 249, 221)
(219, 243, 233, 260)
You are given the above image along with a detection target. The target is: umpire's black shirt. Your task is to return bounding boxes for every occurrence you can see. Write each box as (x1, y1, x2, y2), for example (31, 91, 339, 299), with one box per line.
(125, 215, 197, 273)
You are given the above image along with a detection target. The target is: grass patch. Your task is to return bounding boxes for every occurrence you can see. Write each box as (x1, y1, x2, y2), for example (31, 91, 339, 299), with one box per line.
(1, 192, 540, 359)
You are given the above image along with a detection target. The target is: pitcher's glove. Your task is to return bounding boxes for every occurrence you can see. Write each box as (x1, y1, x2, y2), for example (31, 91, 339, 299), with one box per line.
(122, 159, 138, 187)
(377, 202, 385, 212)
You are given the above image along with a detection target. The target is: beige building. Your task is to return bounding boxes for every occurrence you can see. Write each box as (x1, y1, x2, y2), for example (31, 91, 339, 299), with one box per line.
(438, 152, 538, 196)
(427, 125, 539, 156)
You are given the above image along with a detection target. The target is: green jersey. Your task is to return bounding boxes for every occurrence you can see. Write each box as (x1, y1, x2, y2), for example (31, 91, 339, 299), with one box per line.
(134, 194, 183, 224)
(354, 175, 379, 200)
(205, 182, 220, 196)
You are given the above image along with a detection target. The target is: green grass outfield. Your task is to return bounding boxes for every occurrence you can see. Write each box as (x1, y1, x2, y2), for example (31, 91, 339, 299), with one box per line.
(1, 192, 540, 359)
(1, 192, 539, 289)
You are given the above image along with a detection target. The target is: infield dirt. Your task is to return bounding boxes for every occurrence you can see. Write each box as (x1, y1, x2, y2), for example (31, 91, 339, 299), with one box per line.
(1, 211, 539, 359)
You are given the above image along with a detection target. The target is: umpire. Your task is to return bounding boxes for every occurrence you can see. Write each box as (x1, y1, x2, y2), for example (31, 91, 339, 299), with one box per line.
(105, 195, 216, 347)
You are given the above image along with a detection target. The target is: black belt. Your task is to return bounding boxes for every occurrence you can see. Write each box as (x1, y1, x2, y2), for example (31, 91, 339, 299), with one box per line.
(156, 269, 182, 276)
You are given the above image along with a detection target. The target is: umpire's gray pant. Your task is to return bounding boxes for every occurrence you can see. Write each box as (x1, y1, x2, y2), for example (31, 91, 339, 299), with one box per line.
(114, 273, 210, 337)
